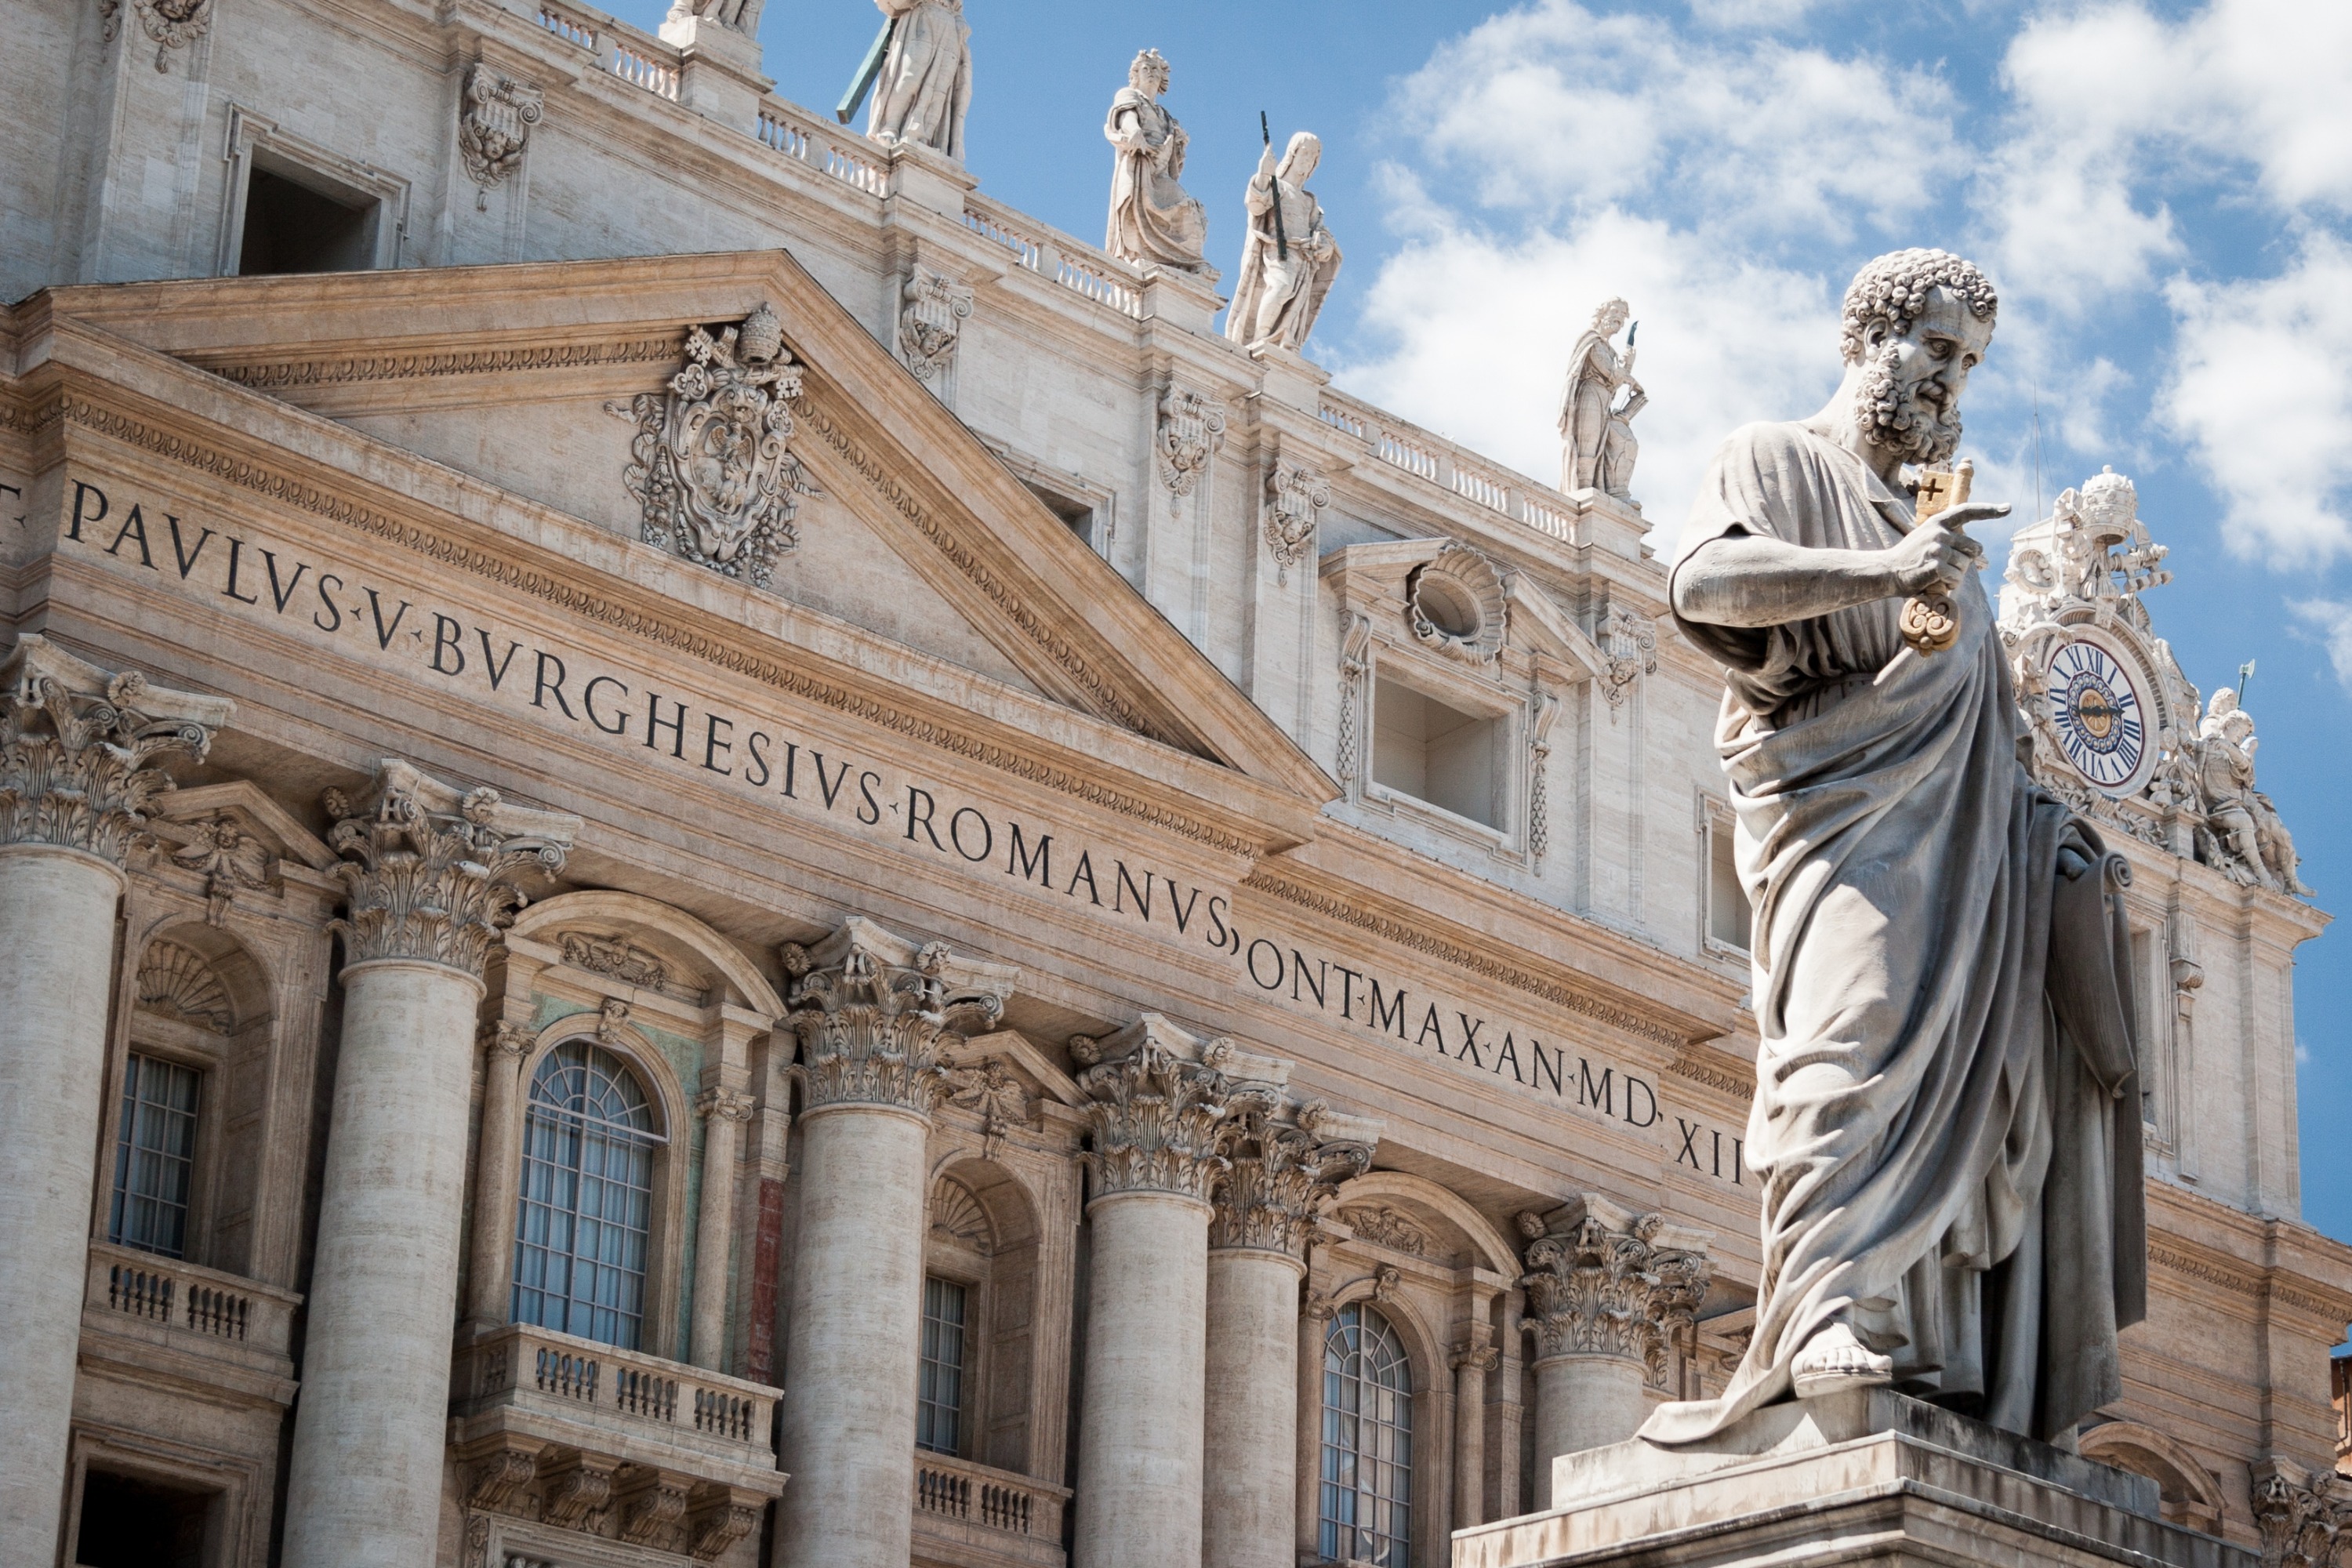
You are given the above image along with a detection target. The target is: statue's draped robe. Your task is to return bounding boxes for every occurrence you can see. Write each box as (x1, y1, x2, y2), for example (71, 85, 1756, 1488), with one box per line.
(868, 0, 970, 162)
(1225, 167, 1339, 350)
(1104, 89, 1204, 270)
(1559, 331, 1628, 492)
(1642, 421, 2145, 1447)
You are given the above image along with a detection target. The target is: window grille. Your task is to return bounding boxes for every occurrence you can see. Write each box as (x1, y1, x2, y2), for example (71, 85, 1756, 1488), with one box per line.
(919, 1275, 970, 1454)
(1319, 1302, 1414, 1567)
(512, 1040, 660, 1350)
(110, 1054, 201, 1258)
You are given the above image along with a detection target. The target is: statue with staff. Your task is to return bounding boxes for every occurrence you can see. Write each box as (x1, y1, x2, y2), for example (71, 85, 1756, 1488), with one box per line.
(1648, 248, 2145, 1448)
(835, 0, 971, 162)
(1559, 297, 1642, 497)
(1226, 118, 1341, 351)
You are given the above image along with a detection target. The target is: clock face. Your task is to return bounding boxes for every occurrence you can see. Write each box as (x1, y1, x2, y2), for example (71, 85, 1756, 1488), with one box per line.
(2046, 633, 2154, 797)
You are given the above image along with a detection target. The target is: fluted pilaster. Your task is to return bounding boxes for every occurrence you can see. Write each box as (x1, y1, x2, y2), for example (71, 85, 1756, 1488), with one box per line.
(0, 637, 228, 1568)
(285, 762, 575, 1568)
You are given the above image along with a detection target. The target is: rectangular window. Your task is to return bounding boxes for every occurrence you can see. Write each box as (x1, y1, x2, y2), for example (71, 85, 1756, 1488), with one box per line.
(1371, 677, 1501, 829)
(917, 1275, 968, 1455)
(1708, 818, 1752, 952)
(110, 1054, 201, 1259)
(238, 163, 378, 276)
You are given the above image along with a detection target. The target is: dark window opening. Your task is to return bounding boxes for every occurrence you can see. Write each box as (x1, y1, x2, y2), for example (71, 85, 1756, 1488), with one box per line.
(75, 1469, 212, 1568)
(1021, 480, 1095, 546)
(238, 165, 375, 275)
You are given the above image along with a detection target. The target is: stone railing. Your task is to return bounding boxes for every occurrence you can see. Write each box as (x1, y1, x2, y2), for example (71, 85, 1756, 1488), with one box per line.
(1319, 386, 1588, 546)
(755, 96, 888, 199)
(534, 0, 679, 101)
(911, 1450, 1071, 1563)
(83, 1242, 301, 1364)
(452, 1322, 778, 1472)
(960, 191, 1143, 320)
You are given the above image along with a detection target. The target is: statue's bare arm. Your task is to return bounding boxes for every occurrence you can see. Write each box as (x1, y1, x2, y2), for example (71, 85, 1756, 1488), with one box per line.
(1672, 502, 2002, 629)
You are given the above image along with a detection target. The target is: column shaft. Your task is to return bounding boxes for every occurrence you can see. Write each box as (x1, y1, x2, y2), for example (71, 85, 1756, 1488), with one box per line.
(283, 959, 487, 1568)
(1296, 1299, 1328, 1558)
(775, 1103, 929, 1568)
(689, 1093, 747, 1368)
(1075, 1190, 1211, 1568)
(1203, 1248, 1305, 1568)
(463, 1025, 528, 1327)
(0, 848, 125, 1566)
(1452, 1351, 1491, 1529)
(1531, 1353, 1647, 1508)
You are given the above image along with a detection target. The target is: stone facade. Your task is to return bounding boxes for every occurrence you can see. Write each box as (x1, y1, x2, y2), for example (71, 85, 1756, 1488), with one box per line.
(0, 3, 2342, 1566)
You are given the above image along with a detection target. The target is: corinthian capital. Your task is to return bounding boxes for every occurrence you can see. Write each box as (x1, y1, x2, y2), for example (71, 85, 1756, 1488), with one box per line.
(0, 636, 231, 866)
(782, 916, 1016, 1116)
(1209, 1097, 1378, 1256)
(1518, 1194, 1709, 1377)
(2252, 1459, 2350, 1568)
(324, 760, 578, 978)
(1074, 1014, 1273, 1203)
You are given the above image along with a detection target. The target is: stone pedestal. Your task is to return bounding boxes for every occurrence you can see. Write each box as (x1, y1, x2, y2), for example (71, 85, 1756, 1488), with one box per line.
(0, 637, 227, 1568)
(1452, 1389, 2241, 1568)
(281, 761, 576, 1568)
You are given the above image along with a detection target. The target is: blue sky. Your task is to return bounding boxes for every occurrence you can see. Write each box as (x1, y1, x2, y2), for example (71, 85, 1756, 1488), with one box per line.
(616, 0, 2351, 1232)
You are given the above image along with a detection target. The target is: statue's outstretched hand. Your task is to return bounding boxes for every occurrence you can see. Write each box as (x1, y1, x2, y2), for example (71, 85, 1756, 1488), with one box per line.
(1936, 499, 2011, 533)
(1885, 519, 1987, 596)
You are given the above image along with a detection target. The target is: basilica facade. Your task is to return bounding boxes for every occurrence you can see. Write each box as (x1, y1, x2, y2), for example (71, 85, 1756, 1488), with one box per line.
(1, 2, 2343, 1568)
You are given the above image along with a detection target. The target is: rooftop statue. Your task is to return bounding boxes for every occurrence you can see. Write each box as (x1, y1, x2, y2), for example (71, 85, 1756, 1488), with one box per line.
(1559, 298, 1644, 499)
(1104, 50, 1207, 274)
(864, 0, 970, 162)
(2194, 690, 2314, 896)
(1226, 130, 1341, 352)
(666, 0, 760, 27)
(1651, 249, 2145, 1447)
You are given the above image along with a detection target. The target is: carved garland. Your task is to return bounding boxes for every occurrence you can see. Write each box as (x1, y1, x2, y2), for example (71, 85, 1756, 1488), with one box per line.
(898, 270, 974, 382)
(1335, 612, 1372, 786)
(456, 64, 545, 209)
(1156, 387, 1226, 512)
(58, 396, 1254, 855)
(1599, 605, 1657, 713)
(1263, 462, 1329, 586)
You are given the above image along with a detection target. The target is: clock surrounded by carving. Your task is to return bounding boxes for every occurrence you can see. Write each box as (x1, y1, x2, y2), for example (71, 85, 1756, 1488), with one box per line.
(2042, 631, 2157, 797)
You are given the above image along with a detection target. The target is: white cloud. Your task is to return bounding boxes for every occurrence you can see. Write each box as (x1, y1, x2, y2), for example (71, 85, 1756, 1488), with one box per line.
(2161, 235, 2352, 563)
(1392, 1, 1959, 244)
(1331, 208, 1838, 551)
(2292, 598, 2352, 691)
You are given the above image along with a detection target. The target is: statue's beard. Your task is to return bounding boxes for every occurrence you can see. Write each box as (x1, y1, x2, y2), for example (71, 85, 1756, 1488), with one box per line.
(1858, 344, 1961, 464)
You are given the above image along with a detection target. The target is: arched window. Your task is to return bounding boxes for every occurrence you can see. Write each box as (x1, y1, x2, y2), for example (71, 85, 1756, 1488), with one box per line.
(1319, 1302, 1414, 1567)
(512, 1040, 663, 1349)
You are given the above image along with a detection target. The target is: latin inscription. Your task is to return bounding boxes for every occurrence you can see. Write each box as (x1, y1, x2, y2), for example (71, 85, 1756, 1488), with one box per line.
(65, 477, 1748, 1181)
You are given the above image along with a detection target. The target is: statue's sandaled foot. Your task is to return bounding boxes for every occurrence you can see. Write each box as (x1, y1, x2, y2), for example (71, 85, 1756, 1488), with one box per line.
(1790, 1322, 1894, 1397)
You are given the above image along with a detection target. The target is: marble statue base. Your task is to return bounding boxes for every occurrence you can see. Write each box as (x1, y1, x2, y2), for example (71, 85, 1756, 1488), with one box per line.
(1452, 1389, 2248, 1568)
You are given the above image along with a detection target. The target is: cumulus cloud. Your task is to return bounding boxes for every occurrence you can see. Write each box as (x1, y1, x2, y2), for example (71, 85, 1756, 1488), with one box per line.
(2292, 599, 2352, 691)
(2161, 236, 2352, 563)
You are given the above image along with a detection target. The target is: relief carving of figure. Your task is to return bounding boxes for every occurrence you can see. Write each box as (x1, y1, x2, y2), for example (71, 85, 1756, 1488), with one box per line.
(1651, 249, 2146, 1449)
(2193, 691, 2311, 895)
(1103, 49, 1207, 273)
(1225, 131, 1341, 352)
(607, 303, 818, 589)
(1560, 298, 1642, 497)
(866, 0, 971, 163)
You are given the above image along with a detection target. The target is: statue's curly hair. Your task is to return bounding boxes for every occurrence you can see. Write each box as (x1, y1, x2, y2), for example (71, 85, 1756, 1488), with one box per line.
(1838, 249, 1998, 365)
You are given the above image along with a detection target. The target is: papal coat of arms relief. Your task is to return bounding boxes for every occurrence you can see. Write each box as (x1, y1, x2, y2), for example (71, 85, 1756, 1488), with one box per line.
(608, 302, 818, 589)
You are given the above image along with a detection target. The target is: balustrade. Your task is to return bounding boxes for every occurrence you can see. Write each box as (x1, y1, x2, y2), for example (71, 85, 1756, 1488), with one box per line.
(83, 1242, 299, 1363)
(452, 1322, 779, 1474)
(911, 1450, 1070, 1563)
(961, 193, 1145, 320)
(611, 41, 678, 100)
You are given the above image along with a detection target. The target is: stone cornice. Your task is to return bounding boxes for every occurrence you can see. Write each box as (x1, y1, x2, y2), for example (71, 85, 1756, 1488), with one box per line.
(45, 381, 1294, 862)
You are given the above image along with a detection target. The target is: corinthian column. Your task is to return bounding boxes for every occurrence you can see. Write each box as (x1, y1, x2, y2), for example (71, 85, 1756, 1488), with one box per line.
(775, 919, 1014, 1568)
(1518, 1196, 1708, 1507)
(0, 638, 227, 1568)
(283, 762, 577, 1568)
(1203, 1099, 1377, 1568)
(1072, 1016, 1258, 1568)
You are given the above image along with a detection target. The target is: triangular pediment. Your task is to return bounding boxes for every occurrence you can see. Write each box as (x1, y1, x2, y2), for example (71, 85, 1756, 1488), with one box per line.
(38, 249, 1334, 806)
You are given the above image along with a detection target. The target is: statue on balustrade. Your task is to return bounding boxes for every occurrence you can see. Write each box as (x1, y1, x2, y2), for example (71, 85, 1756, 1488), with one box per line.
(666, 0, 759, 27)
(2194, 690, 2312, 895)
(1559, 297, 1643, 498)
(1649, 248, 2146, 1450)
(1225, 130, 1341, 352)
(866, 0, 971, 162)
(1103, 49, 1207, 274)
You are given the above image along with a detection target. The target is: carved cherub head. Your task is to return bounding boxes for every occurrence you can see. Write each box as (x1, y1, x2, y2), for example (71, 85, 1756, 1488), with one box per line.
(1838, 249, 1998, 466)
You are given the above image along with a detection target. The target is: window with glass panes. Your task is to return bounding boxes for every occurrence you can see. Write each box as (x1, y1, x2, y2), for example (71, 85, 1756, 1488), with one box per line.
(511, 1041, 661, 1350)
(109, 1053, 201, 1258)
(1319, 1302, 1414, 1568)
(918, 1275, 970, 1454)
